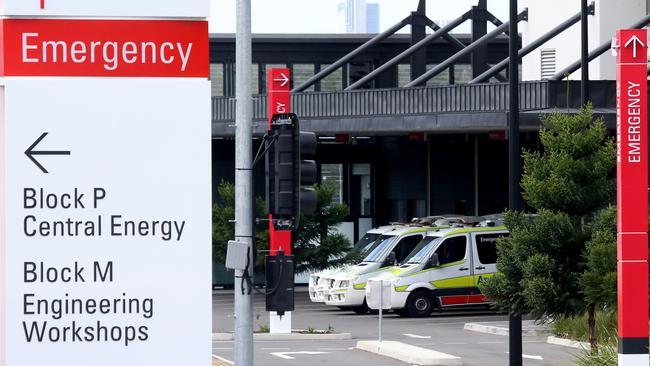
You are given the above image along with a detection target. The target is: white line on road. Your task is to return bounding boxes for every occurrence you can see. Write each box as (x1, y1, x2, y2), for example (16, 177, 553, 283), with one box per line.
(506, 352, 544, 361)
(403, 333, 432, 339)
(317, 348, 348, 351)
(270, 351, 330, 360)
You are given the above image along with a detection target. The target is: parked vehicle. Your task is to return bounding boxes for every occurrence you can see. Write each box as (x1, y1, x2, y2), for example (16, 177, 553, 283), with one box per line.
(321, 225, 433, 314)
(308, 224, 404, 303)
(366, 224, 509, 317)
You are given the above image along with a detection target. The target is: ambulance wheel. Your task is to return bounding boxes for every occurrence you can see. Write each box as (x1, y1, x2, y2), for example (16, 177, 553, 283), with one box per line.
(352, 300, 371, 314)
(405, 291, 435, 317)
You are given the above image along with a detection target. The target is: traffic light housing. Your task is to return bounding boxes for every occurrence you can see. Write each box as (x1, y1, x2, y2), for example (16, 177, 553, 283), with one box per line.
(265, 113, 318, 228)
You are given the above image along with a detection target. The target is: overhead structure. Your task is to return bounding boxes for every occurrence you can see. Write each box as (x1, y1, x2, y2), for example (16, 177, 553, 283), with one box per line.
(292, 0, 512, 93)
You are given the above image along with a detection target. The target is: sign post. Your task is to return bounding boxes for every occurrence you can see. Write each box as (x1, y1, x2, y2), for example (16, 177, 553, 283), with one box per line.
(0, 2, 212, 365)
(615, 28, 649, 366)
(267, 68, 293, 334)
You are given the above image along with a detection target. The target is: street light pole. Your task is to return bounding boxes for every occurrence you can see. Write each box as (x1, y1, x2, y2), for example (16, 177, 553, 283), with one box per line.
(508, 0, 522, 365)
(234, 0, 254, 365)
(580, 0, 589, 106)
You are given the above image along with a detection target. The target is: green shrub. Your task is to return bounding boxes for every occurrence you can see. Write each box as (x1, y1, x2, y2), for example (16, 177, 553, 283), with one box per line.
(553, 311, 617, 344)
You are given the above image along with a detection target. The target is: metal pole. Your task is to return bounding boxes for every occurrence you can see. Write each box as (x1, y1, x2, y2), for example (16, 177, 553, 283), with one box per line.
(580, 0, 589, 105)
(404, 9, 527, 88)
(470, 10, 584, 83)
(345, 12, 470, 91)
(550, 13, 650, 80)
(234, 0, 254, 365)
(379, 281, 384, 343)
(291, 15, 412, 93)
(508, 0, 522, 365)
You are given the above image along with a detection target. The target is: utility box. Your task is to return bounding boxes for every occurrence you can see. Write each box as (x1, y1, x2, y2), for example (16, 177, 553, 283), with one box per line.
(265, 254, 295, 314)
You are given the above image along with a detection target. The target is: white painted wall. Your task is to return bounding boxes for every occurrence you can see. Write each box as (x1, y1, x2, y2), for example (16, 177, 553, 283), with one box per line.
(521, 0, 647, 81)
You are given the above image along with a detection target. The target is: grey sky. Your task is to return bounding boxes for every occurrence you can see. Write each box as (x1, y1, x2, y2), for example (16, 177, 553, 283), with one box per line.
(209, 0, 510, 34)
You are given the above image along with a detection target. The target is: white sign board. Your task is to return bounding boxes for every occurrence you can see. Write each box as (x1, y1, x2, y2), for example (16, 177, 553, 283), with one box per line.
(1, 0, 209, 18)
(1, 78, 211, 365)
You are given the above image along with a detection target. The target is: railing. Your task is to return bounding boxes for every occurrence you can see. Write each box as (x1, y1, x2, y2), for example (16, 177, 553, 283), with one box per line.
(212, 80, 614, 123)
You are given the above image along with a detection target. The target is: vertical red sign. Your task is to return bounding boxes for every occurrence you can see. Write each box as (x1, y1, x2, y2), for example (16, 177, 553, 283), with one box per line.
(267, 68, 291, 127)
(616, 28, 649, 365)
(267, 68, 292, 256)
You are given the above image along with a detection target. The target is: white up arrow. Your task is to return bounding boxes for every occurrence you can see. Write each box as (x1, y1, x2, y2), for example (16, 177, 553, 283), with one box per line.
(624, 35, 646, 58)
(273, 72, 290, 87)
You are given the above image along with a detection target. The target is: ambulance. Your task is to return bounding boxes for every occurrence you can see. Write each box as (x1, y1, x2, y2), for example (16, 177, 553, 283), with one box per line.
(308, 224, 404, 303)
(320, 225, 433, 313)
(366, 224, 508, 317)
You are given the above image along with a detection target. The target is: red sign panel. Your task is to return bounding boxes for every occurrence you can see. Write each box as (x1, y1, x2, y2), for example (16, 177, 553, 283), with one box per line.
(0, 19, 209, 77)
(616, 28, 649, 352)
(267, 67, 291, 127)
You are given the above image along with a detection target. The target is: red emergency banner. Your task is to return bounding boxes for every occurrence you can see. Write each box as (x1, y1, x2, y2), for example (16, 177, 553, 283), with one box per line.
(0, 19, 209, 77)
(616, 28, 649, 360)
(268, 68, 291, 126)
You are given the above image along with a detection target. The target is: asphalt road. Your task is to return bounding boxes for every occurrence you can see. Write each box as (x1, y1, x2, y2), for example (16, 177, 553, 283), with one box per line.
(213, 288, 578, 366)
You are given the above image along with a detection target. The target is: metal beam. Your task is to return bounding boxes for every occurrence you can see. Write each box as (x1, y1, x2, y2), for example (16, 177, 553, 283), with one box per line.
(291, 15, 411, 93)
(550, 13, 650, 80)
(470, 8, 586, 83)
(405, 9, 528, 88)
(581, 0, 589, 105)
(424, 18, 468, 53)
(411, 0, 427, 80)
(346, 11, 471, 90)
(471, 0, 489, 78)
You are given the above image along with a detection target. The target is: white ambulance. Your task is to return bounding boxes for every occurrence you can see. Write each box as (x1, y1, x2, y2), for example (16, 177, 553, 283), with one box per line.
(308, 224, 404, 303)
(366, 225, 508, 317)
(321, 225, 432, 313)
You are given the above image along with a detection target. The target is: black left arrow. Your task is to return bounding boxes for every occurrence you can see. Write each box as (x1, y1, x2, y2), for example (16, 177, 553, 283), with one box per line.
(25, 132, 71, 174)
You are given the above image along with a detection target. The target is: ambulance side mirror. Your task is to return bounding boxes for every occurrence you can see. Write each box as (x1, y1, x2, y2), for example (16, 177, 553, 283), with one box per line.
(427, 253, 440, 269)
(382, 252, 397, 267)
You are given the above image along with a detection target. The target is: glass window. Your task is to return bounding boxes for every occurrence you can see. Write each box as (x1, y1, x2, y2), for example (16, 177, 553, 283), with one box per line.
(320, 64, 343, 91)
(435, 236, 467, 265)
(398, 64, 411, 87)
(393, 235, 424, 263)
(363, 235, 398, 262)
(251, 63, 260, 94)
(293, 64, 315, 92)
(454, 64, 472, 84)
(210, 63, 224, 97)
(403, 236, 442, 264)
(353, 233, 381, 254)
(352, 163, 371, 216)
(475, 233, 507, 264)
(320, 164, 343, 204)
(426, 64, 450, 86)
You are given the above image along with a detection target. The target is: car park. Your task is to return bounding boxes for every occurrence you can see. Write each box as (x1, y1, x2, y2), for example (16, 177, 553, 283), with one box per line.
(366, 223, 509, 317)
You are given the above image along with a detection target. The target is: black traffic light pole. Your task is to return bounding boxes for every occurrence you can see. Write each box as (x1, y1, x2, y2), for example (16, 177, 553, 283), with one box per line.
(508, 0, 522, 365)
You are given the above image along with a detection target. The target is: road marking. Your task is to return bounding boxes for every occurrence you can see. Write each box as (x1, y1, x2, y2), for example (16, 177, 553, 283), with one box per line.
(523, 354, 544, 361)
(403, 333, 432, 339)
(506, 352, 544, 361)
(443, 342, 468, 345)
(270, 351, 330, 360)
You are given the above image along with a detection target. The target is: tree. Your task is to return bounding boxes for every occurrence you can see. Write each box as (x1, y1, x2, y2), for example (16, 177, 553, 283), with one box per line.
(212, 180, 353, 273)
(480, 105, 616, 350)
(293, 182, 353, 273)
(212, 181, 268, 268)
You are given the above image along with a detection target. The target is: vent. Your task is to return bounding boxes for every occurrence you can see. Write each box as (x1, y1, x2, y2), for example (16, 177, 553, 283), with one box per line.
(540, 49, 556, 80)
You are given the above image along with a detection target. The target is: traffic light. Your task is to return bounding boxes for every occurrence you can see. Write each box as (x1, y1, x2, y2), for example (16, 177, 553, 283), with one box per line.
(265, 113, 318, 228)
